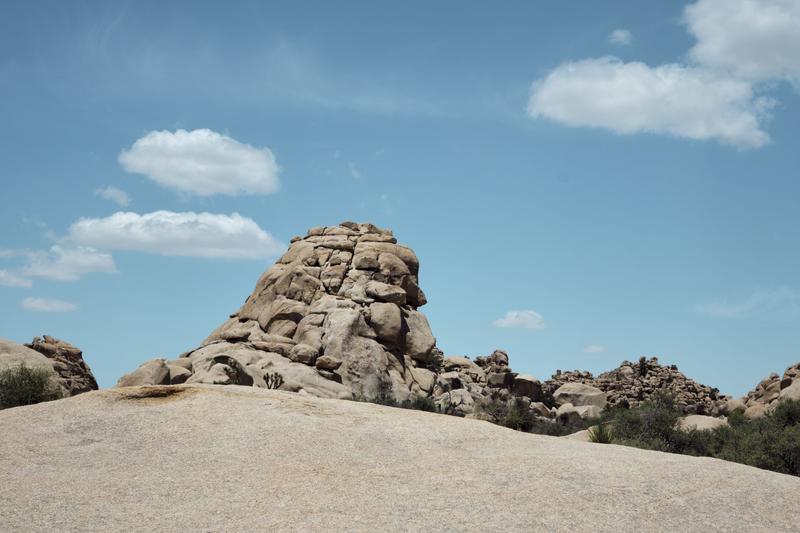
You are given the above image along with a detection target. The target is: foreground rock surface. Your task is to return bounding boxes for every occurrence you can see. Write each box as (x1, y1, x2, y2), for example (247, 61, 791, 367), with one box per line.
(1, 385, 798, 532)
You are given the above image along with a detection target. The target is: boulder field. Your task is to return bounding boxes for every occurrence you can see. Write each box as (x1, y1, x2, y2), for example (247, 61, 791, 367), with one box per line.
(0, 384, 798, 533)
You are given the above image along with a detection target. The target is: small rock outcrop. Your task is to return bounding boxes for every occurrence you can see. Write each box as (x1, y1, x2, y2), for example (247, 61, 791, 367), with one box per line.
(736, 362, 800, 419)
(543, 357, 730, 416)
(0, 336, 97, 397)
(117, 222, 438, 401)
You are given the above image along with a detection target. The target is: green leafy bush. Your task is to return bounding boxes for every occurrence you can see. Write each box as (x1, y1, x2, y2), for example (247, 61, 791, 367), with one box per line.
(0, 364, 63, 409)
(610, 393, 800, 477)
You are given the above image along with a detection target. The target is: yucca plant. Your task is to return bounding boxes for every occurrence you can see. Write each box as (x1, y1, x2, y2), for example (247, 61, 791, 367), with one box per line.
(588, 423, 614, 444)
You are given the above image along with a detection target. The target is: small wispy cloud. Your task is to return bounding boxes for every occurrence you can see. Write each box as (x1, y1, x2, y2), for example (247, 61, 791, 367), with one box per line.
(21, 245, 117, 282)
(94, 185, 131, 206)
(0, 269, 32, 288)
(21, 297, 77, 313)
(697, 287, 800, 318)
(609, 29, 633, 46)
(583, 345, 606, 354)
(348, 162, 362, 179)
(493, 310, 545, 330)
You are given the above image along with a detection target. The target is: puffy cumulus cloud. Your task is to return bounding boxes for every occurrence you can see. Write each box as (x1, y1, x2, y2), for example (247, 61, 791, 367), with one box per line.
(22, 245, 117, 282)
(697, 287, 800, 318)
(0, 269, 32, 288)
(67, 211, 284, 259)
(118, 129, 280, 197)
(528, 57, 772, 149)
(583, 345, 607, 354)
(609, 29, 633, 46)
(94, 186, 131, 206)
(493, 310, 545, 330)
(21, 297, 78, 313)
(685, 0, 800, 84)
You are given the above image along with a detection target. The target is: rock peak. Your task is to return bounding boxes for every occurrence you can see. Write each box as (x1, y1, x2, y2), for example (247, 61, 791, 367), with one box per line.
(118, 222, 436, 400)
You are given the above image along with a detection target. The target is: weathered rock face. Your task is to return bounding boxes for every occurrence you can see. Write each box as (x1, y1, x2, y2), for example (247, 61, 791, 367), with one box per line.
(117, 222, 437, 400)
(737, 362, 800, 419)
(543, 357, 730, 416)
(0, 336, 98, 397)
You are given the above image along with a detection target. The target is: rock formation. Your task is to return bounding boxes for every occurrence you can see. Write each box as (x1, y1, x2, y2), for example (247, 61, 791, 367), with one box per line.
(543, 356, 730, 416)
(0, 336, 97, 397)
(118, 222, 751, 424)
(118, 222, 438, 401)
(732, 362, 800, 419)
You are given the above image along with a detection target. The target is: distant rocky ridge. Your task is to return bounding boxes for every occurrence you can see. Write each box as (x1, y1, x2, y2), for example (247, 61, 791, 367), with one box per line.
(115, 221, 797, 423)
(0, 335, 97, 397)
(542, 357, 730, 417)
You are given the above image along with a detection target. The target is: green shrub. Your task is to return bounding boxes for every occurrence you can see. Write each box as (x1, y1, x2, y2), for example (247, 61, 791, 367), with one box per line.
(0, 364, 63, 409)
(399, 395, 438, 412)
(638, 356, 648, 377)
(502, 399, 536, 431)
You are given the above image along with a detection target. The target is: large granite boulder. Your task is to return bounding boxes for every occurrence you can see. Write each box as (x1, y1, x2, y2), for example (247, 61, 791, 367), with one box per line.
(117, 222, 437, 401)
(1, 336, 98, 398)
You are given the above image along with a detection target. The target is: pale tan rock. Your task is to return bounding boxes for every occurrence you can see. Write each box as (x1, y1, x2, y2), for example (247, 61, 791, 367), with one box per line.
(168, 365, 192, 384)
(554, 383, 607, 410)
(556, 402, 582, 424)
(562, 428, 593, 442)
(778, 381, 800, 402)
(403, 309, 435, 363)
(574, 405, 603, 420)
(678, 415, 729, 432)
(744, 403, 767, 420)
(530, 402, 552, 418)
(116, 359, 170, 387)
(368, 302, 402, 345)
(511, 374, 541, 401)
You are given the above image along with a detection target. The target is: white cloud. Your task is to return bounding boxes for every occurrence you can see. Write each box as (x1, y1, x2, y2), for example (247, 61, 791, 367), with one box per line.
(685, 0, 800, 84)
(697, 287, 800, 318)
(21, 245, 117, 282)
(21, 297, 77, 313)
(609, 29, 633, 46)
(583, 345, 607, 354)
(67, 211, 284, 259)
(493, 310, 545, 330)
(348, 162, 361, 179)
(94, 185, 131, 206)
(528, 57, 771, 149)
(0, 270, 32, 288)
(118, 129, 280, 197)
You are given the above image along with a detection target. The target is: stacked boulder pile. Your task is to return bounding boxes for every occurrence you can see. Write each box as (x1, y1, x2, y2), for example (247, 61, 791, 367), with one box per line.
(436, 349, 548, 416)
(731, 362, 800, 419)
(118, 222, 439, 401)
(543, 357, 730, 416)
(0, 335, 97, 397)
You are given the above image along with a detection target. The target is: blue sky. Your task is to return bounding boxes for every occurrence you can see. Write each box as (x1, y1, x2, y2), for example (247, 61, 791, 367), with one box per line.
(1, 0, 799, 395)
